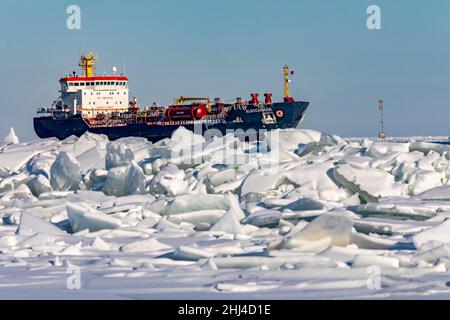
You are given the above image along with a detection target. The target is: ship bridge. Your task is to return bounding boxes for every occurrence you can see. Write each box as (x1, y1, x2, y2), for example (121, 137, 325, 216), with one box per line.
(59, 76, 128, 91)
(57, 53, 131, 118)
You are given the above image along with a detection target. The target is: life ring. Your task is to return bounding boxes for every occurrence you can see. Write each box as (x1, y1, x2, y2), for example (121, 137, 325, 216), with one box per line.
(275, 110, 284, 118)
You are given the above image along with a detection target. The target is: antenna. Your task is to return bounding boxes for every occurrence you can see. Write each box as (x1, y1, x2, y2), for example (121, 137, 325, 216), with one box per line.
(378, 99, 386, 139)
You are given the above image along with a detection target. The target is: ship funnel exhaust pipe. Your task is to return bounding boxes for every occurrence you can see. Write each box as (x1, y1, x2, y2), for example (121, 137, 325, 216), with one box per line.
(73, 97, 77, 116)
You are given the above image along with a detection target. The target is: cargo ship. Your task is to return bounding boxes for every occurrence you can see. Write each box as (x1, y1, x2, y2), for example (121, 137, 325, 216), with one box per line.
(34, 53, 309, 142)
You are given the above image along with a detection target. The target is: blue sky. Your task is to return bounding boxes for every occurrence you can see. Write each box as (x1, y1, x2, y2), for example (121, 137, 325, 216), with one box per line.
(1, 0, 450, 140)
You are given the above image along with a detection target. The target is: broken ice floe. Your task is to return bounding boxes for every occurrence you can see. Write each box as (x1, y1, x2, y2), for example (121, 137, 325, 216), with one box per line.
(1, 127, 450, 298)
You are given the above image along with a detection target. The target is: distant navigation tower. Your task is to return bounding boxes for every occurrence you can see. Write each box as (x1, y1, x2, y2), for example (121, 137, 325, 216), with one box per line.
(378, 99, 385, 139)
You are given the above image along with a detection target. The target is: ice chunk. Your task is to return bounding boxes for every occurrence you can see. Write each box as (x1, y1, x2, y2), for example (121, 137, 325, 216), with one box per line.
(418, 185, 450, 200)
(171, 245, 214, 261)
(334, 165, 407, 202)
(282, 213, 353, 250)
(163, 194, 230, 215)
(409, 170, 443, 195)
(296, 132, 346, 157)
(284, 161, 350, 202)
(168, 126, 206, 164)
(414, 244, 450, 263)
(60, 132, 108, 157)
(91, 236, 111, 251)
(18, 233, 57, 248)
(83, 168, 108, 191)
(27, 175, 52, 197)
(103, 166, 130, 196)
(355, 199, 440, 220)
(240, 169, 285, 200)
(225, 193, 245, 220)
(352, 255, 400, 268)
(4, 184, 34, 201)
(210, 209, 245, 234)
(0, 235, 20, 247)
(105, 141, 135, 170)
(16, 212, 65, 236)
(0, 166, 9, 179)
(242, 210, 281, 228)
(211, 255, 330, 269)
(167, 210, 226, 225)
(267, 129, 323, 152)
(409, 141, 450, 155)
(281, 197, 326, 211)
(0, 172, 28, 193)
(76, 145, 106, 174)
(67, 202, 122, 233)
(104, 164, 146, 196)
(105, 138, 150, 170)
(120, 238, 172, 253)
(171, 126, 205, 146)
(283, 237, 332, 253)
(0, 141, 55, 172)
(126, 163, 146, 195)
(366, 142, 409, 158)
(50, 152, 82, 191)
(58, 245, 82, 256)
(26, 153, 56, 178)
(350, 232, 400, 250)
(320, 245, 387, 263)
(3, 127, 19, 144)
(413, 219, 450, 249)
(150, 163, 189, 196)
(209, 169, 237, 187)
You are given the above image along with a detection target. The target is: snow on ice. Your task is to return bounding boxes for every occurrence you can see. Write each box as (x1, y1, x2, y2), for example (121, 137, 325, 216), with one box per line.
(0, 127, 450, 299)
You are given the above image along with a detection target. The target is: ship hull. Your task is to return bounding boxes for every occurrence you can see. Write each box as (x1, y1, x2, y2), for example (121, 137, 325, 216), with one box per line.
(34, 101, 309, 142)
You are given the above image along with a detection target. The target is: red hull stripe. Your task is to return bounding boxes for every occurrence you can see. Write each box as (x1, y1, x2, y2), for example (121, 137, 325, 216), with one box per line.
(60, 76, 128, 82)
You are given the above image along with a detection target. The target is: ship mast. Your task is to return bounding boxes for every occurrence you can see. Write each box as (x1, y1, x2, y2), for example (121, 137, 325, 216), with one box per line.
(282, 65, 295, 102)
(79, 52, 97, 77)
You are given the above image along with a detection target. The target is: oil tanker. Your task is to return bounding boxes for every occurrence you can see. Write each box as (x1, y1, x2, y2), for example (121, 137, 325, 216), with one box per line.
(34, 53, 309, 142)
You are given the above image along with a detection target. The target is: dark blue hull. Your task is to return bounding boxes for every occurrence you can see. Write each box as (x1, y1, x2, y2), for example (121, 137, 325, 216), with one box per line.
(34, 101, 309, 142)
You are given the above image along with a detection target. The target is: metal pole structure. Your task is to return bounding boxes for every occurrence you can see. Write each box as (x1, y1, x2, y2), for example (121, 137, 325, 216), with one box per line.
(378, 99, 385, 139)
